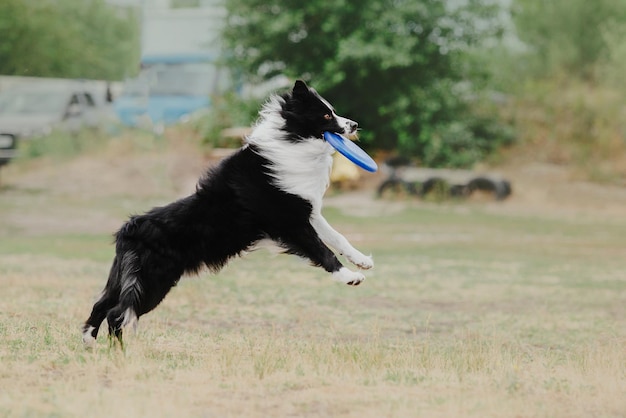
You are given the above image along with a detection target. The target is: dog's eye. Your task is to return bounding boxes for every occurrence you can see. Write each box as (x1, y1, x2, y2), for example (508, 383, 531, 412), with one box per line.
(323, 114, 332, 120)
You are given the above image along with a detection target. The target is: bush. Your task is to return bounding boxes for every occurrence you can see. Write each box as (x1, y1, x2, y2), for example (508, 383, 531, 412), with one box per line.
(511, 0, 626, 80)
(484, 0, 626, 183)
(499, 78, 626, 183)
(16, 129, 113, 162)
(223, 0, 512, 167)
(193, 93, 261, 148)
(0, 0, 139, 80)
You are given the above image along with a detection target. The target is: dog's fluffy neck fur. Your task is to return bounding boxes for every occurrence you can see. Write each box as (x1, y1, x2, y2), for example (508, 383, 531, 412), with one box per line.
(246, 95, 335, 212)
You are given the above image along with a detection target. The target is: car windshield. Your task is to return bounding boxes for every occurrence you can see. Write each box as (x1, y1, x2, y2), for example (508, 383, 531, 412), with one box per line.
(122, 63, 217, 97)
(0, 90, 68, 116)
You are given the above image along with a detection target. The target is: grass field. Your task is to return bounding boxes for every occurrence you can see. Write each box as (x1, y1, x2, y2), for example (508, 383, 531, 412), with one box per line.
(1, 139, 625, 417)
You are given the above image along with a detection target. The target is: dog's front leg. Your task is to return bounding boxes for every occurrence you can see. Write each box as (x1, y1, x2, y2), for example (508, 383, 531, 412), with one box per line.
(310, 213, 374, 270)
(280, 227, 365, 286)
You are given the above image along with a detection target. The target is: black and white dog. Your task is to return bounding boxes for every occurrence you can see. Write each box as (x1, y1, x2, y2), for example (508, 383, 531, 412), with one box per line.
(82, 80, 374, 347)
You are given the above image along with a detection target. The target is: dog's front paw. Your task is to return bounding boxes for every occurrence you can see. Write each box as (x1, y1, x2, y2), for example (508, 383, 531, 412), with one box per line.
(346, 252, 374, 270)
(332, 267, 365, 286)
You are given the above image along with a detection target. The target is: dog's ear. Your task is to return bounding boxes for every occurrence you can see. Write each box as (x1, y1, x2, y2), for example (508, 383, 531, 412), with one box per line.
(293, 80, 309, 96)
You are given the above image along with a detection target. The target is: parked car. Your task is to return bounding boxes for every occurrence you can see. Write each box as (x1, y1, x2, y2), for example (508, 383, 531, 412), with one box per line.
(0, 133, 16, 169)
(0, 84, 103, 140)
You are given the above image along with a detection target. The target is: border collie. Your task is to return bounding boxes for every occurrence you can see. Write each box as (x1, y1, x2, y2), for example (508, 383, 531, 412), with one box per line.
(82, 80, 374, 347)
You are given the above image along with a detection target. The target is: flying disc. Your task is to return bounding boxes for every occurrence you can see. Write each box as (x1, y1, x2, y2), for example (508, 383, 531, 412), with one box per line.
(324, 131, 378, 172)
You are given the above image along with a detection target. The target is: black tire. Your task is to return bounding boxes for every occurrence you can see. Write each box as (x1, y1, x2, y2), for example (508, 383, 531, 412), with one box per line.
(377, 179, 414, 198)
(418, 177, 450, 201)
(467, 177, 511, 201)
(497, 180, 512, 200)
(449, 184, 470, 198)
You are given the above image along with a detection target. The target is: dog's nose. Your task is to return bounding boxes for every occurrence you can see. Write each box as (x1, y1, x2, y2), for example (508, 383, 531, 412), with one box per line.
(348, 121, 358, 132)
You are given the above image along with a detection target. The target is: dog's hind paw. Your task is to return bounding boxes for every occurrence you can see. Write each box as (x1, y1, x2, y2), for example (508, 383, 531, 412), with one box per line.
(332, 267, 365, 286)
(347, 252, 374, 270)
(82, 326, 96, 349)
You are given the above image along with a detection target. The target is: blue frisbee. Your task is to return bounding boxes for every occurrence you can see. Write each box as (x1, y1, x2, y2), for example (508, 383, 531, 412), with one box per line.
(324, 131, 378, 172)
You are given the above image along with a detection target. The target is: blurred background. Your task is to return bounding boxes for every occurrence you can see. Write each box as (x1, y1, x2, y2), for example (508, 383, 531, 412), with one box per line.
(1, 0, 626, 198)
(2, 3, 626, 416)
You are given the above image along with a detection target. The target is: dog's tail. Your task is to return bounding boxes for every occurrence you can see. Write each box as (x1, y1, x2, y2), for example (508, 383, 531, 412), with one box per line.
(114, 250, 143, 332)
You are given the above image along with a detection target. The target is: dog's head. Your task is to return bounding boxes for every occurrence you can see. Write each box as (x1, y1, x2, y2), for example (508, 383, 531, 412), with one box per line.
(280, 80, 358, 141)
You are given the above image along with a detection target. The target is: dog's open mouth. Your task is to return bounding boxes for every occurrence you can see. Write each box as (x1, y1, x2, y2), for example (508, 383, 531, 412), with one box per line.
(344, 129, 359, 141)
(334, 117, 359, 140)
(327, 129, 358, 141)
(340, 122, 359, 141)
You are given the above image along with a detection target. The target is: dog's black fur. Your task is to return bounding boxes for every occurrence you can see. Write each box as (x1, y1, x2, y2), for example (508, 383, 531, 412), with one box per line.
(82, 80, 371, 347)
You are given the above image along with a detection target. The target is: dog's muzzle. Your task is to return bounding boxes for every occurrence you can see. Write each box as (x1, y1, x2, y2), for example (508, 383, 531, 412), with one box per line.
(345, 120, 358, 135)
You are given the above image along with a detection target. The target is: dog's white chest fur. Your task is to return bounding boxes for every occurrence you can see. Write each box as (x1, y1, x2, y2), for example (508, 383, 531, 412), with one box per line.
(275, 140, 334, 209)
(250, 136, 334, 210)
(246, 98, 335, 211)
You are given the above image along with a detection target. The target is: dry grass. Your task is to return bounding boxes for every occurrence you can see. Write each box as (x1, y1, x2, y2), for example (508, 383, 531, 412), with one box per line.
(501, 79, 626, 185)
(1, 135, 626, 417)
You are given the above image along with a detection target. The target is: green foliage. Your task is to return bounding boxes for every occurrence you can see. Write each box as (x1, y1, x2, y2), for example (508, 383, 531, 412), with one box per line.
(512, 0, 626, 80)
(599, 21, 626, 94)
(502, 78, 626, 183)
(194, 93, 262, 148)
(18, 129, 108, 161)
(423, 116, 515, 168)
(223, 0, 511, 167)
(483, 1, 626, 183)
(0, 0, 140, 80)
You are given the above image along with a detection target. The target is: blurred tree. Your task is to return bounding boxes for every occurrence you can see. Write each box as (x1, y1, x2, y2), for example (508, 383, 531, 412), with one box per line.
(512, 0, 626, 79)
(222, 0, 511, 165)
(0, 0, 139, 80)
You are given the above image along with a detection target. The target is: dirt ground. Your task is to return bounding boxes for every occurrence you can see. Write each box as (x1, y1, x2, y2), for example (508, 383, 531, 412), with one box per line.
(4, 133, 626, 231)
(1, 133, 625, 418)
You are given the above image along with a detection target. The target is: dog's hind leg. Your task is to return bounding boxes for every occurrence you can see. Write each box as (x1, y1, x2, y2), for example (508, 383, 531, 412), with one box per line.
(106, 252, 181, 347)
(104, 250, 143, 347)
(106, 277, 178, 347)
(82, 256, 122, 348)
(106, 303, 138, 349)
(82, 291, 118, 348)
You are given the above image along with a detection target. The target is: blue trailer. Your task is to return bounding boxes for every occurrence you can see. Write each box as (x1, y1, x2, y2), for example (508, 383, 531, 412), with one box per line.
(114, 53, 225, 130)
(113, 3, 228, 131)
